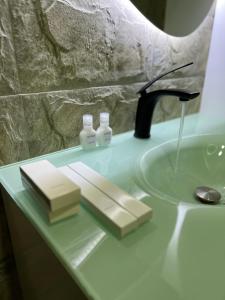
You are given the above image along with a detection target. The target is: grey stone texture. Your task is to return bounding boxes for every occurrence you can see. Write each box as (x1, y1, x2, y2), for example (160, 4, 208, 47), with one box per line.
(21, 85, 139, 156)
(0, 0, 216, 298)
(0, 96, 29, 165)
(0, 0, 20, 95)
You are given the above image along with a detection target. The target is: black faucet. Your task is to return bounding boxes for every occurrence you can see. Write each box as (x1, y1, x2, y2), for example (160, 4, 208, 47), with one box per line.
(134, 62, 200, 139)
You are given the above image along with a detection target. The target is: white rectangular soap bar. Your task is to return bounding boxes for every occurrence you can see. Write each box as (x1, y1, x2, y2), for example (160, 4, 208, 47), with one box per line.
(48, 204, 80, 224)
(69, 162, 152, 224)
(20, 160, 80, 212)
(21, 174, 80, 224)
(60, 166, 138, 238)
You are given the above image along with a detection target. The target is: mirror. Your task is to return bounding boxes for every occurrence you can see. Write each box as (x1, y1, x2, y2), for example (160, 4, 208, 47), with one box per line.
(130, 0, 215, 37)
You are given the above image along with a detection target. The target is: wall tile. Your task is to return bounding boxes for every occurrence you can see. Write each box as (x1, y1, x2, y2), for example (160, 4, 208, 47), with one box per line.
(0, 0, 20, 96)
(20, 84, 140, 156)
(9, 0, 215, 94)
(0, 96, 29, 166)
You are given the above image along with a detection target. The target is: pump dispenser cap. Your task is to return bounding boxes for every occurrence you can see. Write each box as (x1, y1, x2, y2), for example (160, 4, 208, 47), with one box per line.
(83, 114, 93, 128)
(100, 112, 109, 126)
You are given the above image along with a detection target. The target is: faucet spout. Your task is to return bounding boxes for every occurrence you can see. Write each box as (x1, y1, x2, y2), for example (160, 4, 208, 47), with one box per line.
(134, 62, 200, 139)
(134, 89, 200, 139)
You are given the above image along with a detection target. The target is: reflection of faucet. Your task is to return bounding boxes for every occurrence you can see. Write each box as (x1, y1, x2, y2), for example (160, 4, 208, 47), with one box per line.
(134, 62, 200, 139)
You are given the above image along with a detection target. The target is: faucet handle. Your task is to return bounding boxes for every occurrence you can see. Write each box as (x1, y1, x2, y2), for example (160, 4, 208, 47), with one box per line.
(138, 62, 194, 95)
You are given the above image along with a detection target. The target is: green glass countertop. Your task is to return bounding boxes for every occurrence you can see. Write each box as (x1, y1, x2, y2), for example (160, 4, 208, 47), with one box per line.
(1, 114, 225, 300)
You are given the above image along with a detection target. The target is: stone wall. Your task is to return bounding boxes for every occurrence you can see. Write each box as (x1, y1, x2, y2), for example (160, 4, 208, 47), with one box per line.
(0, 0, 215, 298)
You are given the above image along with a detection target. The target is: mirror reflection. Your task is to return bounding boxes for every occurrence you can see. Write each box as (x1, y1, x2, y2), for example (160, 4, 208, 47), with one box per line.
(130, 0, 215, 37)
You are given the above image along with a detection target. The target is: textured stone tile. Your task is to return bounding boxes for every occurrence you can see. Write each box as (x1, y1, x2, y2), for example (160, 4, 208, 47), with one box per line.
(0, 0, 20, 95)
(21, 84, 140, 155)
(8, 0, 215, 94)
(39, 0, 150, 85)
(21, 93, 65, 158)
(0, 96, 29, 165)
(9, 0, 60, 93)
(9, 0, 149, 93)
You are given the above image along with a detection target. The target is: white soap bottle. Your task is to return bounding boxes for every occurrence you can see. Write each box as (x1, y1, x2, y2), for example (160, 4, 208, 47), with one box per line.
(97, 112, 112, 146)
(79, 114, 96, 150)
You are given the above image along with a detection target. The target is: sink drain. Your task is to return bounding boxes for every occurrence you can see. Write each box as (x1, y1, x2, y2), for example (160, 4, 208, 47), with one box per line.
(195, 186, 221, 204)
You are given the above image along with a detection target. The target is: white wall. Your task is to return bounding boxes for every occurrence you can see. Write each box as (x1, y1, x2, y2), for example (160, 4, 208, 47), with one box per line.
(198, 0, 225, 133)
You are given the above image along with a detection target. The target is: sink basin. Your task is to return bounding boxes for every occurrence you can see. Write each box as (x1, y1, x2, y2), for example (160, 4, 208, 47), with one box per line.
(136, 134, 225, 204)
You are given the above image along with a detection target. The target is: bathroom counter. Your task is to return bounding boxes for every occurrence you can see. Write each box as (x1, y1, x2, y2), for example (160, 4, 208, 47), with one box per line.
(1, 114, 224, 300)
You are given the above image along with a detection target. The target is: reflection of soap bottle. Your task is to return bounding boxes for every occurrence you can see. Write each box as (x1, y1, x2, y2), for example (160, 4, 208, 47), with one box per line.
(79, 114, 96, 150)
(97, 112, 112, 146)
